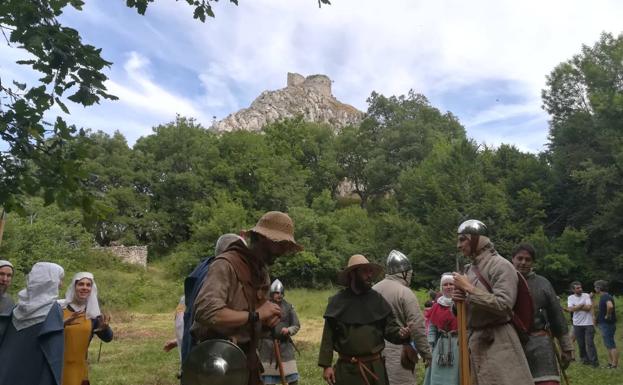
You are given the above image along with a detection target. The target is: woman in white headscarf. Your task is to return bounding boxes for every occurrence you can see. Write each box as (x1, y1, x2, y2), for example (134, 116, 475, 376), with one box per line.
(423, 273, 459, 385)
(0, 262, 65, 385)
(61, 272, 113, 385)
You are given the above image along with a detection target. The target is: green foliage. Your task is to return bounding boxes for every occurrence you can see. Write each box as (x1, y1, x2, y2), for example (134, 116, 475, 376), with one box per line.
(542, 32, 623, 291)
(0, 198, 179, 311)
(0, 0, 327, 214)
(6, 28, 623, 293)
(335, 91, 465, 208)
(1, 0, 117, 213)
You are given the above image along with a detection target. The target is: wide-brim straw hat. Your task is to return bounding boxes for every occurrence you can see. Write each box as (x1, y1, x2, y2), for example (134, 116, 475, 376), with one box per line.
(250, 211, 303, 253)
(337, 254, 383, 286)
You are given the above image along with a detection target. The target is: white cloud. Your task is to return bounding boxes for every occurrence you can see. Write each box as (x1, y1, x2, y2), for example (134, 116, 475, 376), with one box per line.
(3, 0, 623, 150)
(466, 102, 541, 128)
(106, 52, 208, 121)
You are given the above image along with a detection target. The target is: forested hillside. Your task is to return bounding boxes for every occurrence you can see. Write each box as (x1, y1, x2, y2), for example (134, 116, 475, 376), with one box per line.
(2, 33, 622, 294)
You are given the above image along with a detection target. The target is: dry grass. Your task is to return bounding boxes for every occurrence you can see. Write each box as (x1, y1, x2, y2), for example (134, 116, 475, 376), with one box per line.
(86, 290, 623, 385)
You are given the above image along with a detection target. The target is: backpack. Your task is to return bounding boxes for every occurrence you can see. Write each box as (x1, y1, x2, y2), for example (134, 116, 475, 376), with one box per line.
(471, 265, 534, 343)
(180, 256, 215, 363)
(180, 246, 259, 364)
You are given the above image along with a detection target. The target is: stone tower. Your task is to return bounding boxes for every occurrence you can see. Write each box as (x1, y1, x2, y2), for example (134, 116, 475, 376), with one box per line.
(211, 72, 363, 132)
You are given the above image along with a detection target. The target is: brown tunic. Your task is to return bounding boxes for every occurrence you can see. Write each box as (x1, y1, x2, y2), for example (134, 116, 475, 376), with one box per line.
(464, 246, 533, 385)
(191, 260, 269, 342)
(373, 275, 431, 385)
(190, 244, 270, 385)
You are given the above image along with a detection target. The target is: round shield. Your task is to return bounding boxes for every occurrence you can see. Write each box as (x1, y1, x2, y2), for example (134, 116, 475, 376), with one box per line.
(181, 339, 249, 385)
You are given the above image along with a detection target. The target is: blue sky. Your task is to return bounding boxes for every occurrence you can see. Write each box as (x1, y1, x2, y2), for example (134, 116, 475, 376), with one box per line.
(2, 0, 623, 152)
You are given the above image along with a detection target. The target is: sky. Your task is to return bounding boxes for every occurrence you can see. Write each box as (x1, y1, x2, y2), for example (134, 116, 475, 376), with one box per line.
(2, 0, 623, 152)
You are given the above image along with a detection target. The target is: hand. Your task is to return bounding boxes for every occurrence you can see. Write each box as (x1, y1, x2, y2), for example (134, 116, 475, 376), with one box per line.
(322, 367, 336, 384)
(94, 313, 111, 332)
(561, 350, 573, 369)
(452, 273, 475, 294)
(257, 301, 281, 327)
(452, 287, 467, 302)
(281, 327, 290, 336)
(163, 339, 178, 352)
(399, 325, 411, 339)
(423, 354, 432, 368)
(64, 310, 85, 326)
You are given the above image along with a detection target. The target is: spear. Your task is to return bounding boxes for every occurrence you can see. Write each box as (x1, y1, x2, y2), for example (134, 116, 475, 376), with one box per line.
(456, 254, 471, 385)
(273, 338, 287, 385)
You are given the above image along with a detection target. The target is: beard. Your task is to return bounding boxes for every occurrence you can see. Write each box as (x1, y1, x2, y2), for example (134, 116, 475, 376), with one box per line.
(353, 275, 372, 293)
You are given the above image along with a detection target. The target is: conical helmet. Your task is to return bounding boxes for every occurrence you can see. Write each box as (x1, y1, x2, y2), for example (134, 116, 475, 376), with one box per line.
(386, 250, 411, 275)
(270, 279, 285, 295)
(457, 219, 488, 237)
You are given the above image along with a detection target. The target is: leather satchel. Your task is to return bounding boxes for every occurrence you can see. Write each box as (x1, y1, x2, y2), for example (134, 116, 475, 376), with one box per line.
(400, 343, 418, 372)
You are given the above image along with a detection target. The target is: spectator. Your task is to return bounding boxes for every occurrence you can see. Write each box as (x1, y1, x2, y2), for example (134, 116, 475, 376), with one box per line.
(594, 280, 618, 369)
(567, 281, 598, 367)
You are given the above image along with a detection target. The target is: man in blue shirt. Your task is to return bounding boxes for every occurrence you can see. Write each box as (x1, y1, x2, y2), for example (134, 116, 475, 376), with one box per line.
(594, 280, 618, 369)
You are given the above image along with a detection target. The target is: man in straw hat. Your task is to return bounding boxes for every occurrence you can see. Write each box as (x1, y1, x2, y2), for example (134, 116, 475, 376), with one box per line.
(372, 250, 432, 385)
(318, 254, 411, 385)
(192, 211, 303, 385)
(0, 259, 14, 314)
(452, 219, 533, 385)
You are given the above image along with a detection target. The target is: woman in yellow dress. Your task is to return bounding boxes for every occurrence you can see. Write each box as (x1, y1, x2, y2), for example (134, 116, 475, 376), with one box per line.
(61, 272, 113, 385)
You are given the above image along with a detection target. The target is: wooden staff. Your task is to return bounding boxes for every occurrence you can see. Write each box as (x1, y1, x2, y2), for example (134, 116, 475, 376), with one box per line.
(456, 254, 471, 385)
(457, 300, 471, 385)
(273, 339, 287, 385)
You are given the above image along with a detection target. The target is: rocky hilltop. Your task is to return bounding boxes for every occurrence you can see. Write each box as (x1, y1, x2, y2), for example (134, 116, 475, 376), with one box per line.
(211, 73, 364, 132)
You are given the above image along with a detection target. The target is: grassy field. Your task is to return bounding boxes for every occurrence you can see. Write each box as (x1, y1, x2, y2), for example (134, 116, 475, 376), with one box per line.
(88, 288, 623, 385)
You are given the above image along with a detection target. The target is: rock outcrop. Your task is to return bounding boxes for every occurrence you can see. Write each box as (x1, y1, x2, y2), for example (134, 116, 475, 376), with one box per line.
(211, 73, 364, 132)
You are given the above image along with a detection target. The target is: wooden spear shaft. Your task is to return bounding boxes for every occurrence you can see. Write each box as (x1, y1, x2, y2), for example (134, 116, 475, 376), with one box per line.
(456, 254, 471, 385)
(273, 339, 287, 385)
(457, 300, 471, 385)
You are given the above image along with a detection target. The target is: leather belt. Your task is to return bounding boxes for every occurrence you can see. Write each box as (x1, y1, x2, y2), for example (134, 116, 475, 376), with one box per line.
(338, 353, 381, 385)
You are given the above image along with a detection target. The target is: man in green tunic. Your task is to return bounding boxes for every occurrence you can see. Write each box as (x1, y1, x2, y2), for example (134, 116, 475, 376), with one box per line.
(318, 254, 410, 385)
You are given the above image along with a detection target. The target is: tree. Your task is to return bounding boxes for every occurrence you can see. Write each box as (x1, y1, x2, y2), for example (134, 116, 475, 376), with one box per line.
(336, 91, 465, 208)
(0, 0, 329, 213)
(543, 32, 623, 290)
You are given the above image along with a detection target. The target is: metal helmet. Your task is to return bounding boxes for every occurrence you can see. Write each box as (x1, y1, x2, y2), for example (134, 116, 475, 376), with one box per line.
(457, 219, 488, 237)
(181, 339, 249, 385)
(386, 250, 412, 275)
(270, 279, 285, 295)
